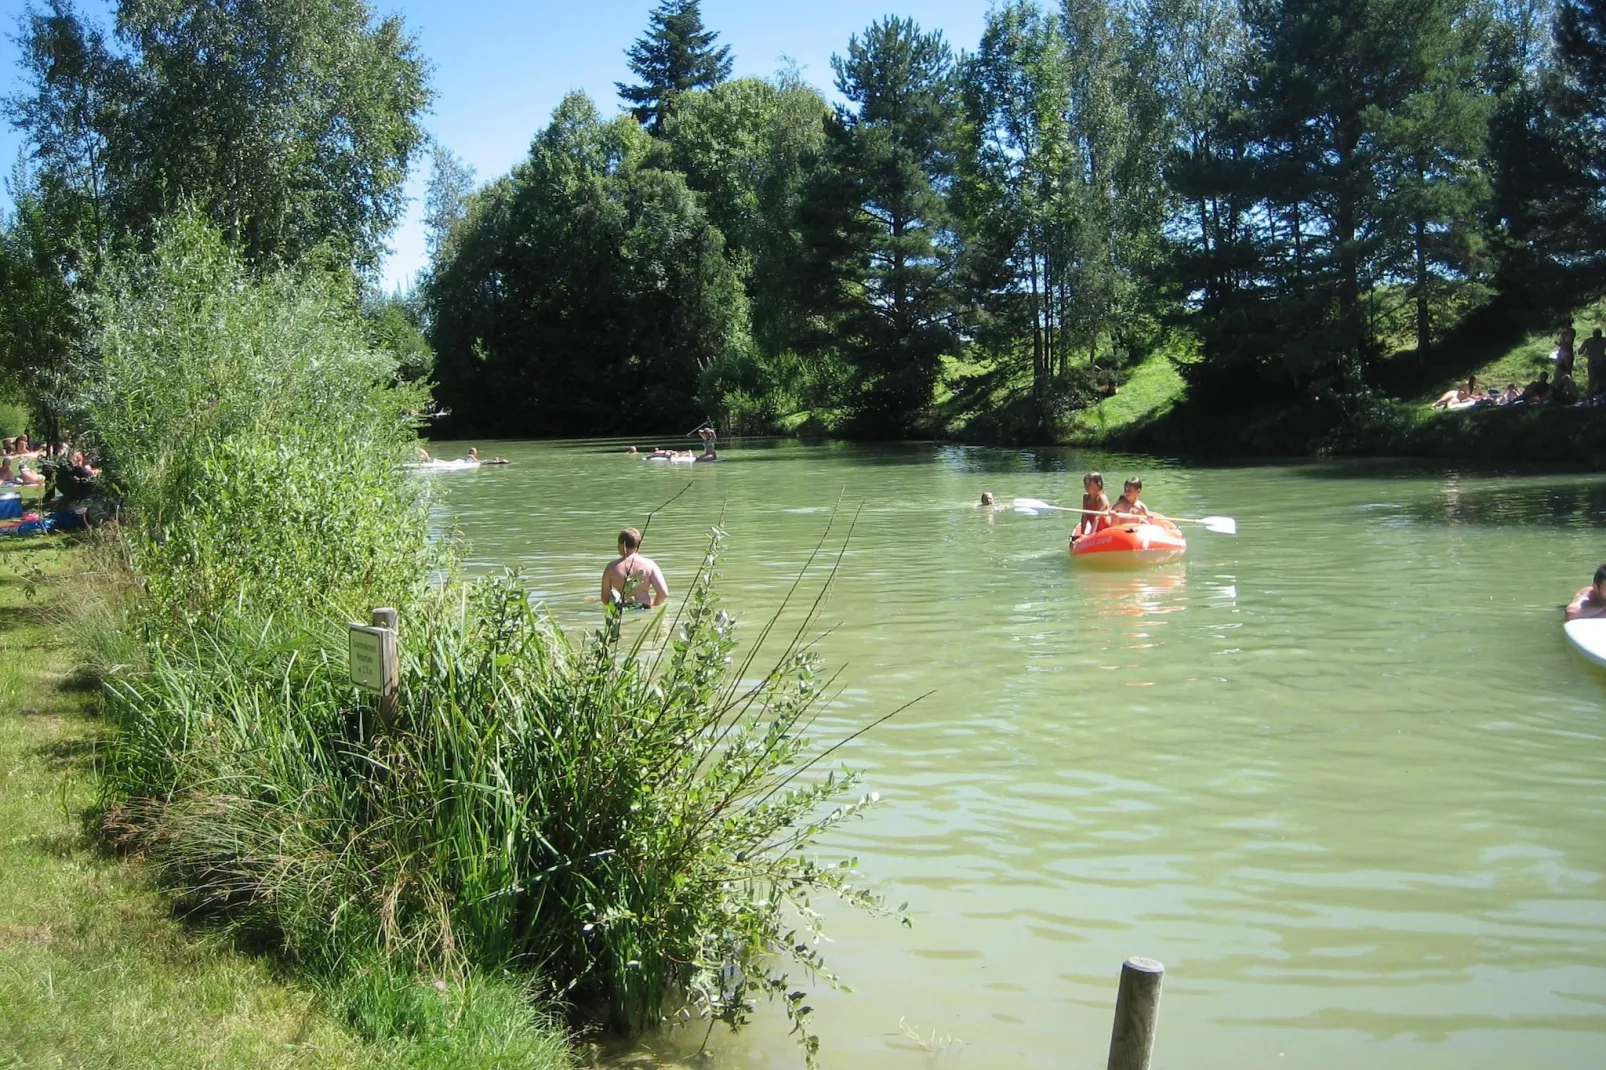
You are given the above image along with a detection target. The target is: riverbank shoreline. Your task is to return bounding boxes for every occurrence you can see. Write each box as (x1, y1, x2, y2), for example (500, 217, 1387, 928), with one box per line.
(0, 535, 424, 1069)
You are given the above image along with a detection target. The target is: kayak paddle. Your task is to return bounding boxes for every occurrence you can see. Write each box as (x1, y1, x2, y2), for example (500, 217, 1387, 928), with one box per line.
(1012, 497, 1237, 535)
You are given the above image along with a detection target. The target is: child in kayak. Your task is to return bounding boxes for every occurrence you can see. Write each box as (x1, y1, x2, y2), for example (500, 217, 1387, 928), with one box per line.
(1070, 472, 1111, 542)
(1109, 476, 1151, 521)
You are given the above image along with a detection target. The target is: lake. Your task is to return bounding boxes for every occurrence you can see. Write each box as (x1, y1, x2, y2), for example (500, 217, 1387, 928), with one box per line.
(427, 439, 1606, 1070)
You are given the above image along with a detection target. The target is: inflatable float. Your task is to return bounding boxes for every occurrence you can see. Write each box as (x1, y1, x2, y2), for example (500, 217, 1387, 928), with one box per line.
(1070, 519, 1187, 568)
(1564, 618, 1606, 671)
(405, 458, 479, 472)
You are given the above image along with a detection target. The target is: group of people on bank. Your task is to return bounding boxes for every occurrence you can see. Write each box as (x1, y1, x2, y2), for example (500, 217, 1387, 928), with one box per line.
(1, 434, 99, 491)
(1431, 325, 1606, 410)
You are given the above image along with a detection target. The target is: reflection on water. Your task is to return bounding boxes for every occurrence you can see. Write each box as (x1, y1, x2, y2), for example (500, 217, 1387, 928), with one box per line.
(431, 441, 1606, 1070)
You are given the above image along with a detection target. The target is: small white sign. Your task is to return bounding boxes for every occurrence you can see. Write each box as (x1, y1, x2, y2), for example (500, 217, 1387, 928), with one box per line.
(349, 624, 388, 692)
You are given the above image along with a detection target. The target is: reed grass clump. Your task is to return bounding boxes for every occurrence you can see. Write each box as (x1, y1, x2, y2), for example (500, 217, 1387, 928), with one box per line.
(78, 210, 898, 1064)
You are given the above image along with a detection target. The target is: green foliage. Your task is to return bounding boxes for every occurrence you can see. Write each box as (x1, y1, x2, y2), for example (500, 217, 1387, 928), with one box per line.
(427, 93, 749, 436)
(8, 0, 432, 274)
(84, 209, 435, 623)
(366, 291, 435, 383)
(0, 180, 82, 442)
(1163, 0, 1503, 419)
(796, 17, 961, 436)
(617, 0, 733, 135)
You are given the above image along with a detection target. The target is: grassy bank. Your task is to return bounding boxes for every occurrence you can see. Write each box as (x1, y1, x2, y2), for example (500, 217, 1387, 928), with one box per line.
(0, 534, 416, 1069)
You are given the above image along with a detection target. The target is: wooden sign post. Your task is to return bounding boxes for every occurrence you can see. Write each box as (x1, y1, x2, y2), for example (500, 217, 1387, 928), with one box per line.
(349, 607, 399, 729)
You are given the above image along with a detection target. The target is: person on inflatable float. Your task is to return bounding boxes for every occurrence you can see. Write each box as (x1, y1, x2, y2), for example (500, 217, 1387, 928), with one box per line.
(1070, 472, 1111, 542)
(1565, 563, 1606, 621)
(1109, 476, 1151, 521)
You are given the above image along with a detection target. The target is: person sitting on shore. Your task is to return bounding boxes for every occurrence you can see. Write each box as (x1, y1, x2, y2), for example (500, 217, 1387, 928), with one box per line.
(1553, 372, 1580, 405)
(1109, 476, 1151, 521)
(1071, 472, 1111, 542)
(1565, 563, 1606, 621)
(601, 527, 669, 611)
(1430, 376, 1479, 409)
(0, 458, 14, 485)
(1519, 371, 1550, 403)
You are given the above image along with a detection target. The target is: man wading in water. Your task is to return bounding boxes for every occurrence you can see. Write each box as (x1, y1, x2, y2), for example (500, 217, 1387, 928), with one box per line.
(601, 527, 669, 611)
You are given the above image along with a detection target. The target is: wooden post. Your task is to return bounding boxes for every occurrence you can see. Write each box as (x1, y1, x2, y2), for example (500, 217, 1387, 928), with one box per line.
(1106, 956, 1164, 1070)
(371, 607, 399, 728)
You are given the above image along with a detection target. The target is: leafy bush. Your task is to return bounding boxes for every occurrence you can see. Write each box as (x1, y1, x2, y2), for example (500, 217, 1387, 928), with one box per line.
(83, 210, 435, 624)
(101, 535, 894, 1061)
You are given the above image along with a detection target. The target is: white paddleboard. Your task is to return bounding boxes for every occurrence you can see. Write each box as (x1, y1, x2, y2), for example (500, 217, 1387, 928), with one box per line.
(1564, 618, 1606, 669)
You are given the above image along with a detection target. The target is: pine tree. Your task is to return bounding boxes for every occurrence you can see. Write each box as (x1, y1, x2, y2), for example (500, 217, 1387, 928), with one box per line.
(616, 0, 733, 135)
(796, 17, 960, 435)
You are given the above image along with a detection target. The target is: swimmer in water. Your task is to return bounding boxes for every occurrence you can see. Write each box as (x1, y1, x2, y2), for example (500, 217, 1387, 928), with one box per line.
(601, 527, 669, 611)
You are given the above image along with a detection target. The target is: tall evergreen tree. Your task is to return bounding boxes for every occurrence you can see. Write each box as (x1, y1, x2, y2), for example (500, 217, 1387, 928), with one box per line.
(796, 17, 960, 434)
(1168, 0, 1490, 404)
(1545, 0, 1606, 277)
(616, 0, 733, 135)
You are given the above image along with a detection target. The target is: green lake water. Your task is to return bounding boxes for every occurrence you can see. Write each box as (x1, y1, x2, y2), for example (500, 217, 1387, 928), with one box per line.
(428, 439, 1606, 1069)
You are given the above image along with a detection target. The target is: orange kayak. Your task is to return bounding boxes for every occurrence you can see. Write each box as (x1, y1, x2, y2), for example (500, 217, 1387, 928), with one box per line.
(1070, 520, 1186, 568)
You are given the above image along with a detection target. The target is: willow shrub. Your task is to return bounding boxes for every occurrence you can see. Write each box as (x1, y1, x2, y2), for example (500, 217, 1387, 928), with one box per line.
(101, 533, 895, 1062)
(83, 210, 434, 624)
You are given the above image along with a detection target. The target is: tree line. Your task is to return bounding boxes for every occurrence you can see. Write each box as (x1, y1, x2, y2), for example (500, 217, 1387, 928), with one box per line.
(2, 0, 1603, 448)
(423, 0, 1605, 443)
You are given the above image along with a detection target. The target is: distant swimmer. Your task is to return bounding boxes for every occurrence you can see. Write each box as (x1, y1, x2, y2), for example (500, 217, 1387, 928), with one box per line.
(1070, 472, 1111, 542)
(1565, 563, 1606, 621)
(979, 491, 997, 507)
(601, 527, 669, 611)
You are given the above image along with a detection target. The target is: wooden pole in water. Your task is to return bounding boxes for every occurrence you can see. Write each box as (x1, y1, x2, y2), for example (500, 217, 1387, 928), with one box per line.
(1106, 956, 1164, 1070)
(371, 607, 399, 728)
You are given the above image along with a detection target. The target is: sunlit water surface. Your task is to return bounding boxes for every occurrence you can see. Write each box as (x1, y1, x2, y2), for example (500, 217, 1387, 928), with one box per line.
(427, 439, 1606, 1069)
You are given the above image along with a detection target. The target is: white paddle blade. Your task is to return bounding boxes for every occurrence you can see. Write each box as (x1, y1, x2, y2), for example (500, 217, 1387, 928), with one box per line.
(1013, 497, 1054, 512)
(1200, 516, 1237, 535)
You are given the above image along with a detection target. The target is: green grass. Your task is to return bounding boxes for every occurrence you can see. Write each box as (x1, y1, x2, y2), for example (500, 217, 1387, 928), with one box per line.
(1409, 296, 1606, 402)
(0, 538, 374, 1069)
(1065, 351, 1186, 443)
(0, 537, 571, 1070)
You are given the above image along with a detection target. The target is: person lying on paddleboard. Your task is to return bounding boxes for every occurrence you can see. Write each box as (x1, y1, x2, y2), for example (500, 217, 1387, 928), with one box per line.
(1071, 472, 1111, 542)
(1565, 563, 1606, 621)
(601, 527, 669, 612)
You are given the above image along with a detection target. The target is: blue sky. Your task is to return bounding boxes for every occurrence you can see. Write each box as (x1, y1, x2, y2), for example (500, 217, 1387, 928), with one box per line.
(0, 0, 990, 291)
